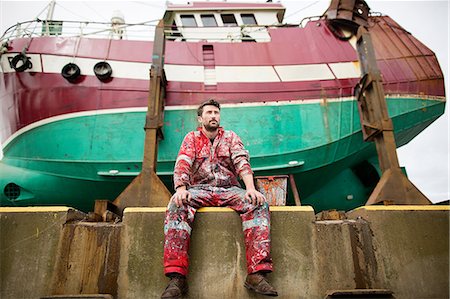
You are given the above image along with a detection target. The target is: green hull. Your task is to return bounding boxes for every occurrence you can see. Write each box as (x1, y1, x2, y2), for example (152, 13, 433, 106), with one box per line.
(0, 97, 445, 212)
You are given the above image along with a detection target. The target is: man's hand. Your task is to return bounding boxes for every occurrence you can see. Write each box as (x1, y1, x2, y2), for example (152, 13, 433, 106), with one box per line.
(245, 188, 266, 206)
(171, 187, 192, 207)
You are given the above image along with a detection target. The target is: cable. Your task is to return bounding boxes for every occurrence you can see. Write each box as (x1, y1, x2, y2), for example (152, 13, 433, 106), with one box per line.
(284, 1, 321, 22)
(131, 1, 166, 9)
(55, 2, 94, 22)
(81, 2, 109, 23)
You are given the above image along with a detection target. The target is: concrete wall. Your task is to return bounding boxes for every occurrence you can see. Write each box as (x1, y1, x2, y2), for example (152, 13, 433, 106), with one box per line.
(347, 206, 450, 299)
(117, 205, 449, 299)
(0, 207, 83, 299)
(117, 206, 318, 298)
(1, 205, 448, 299)
(50, 222, 122, 297)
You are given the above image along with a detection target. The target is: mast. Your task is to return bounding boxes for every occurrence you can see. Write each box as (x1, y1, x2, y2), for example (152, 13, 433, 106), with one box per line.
(46, 0, 56, 20)
(44, 0, 56, 35)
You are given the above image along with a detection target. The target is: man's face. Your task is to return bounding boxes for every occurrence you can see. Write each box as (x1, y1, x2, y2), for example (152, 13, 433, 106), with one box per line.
(198, 105, 220, 132)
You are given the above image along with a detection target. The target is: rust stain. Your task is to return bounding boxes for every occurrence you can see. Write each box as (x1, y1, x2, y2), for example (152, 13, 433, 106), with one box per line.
(256, 176, 288, 206)
(50, 222, 122, 297)
(349, 219, 378, 289)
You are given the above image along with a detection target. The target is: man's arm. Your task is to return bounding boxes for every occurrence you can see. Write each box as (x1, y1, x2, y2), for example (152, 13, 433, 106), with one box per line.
(172, 132, 195, 207)
(242, 173, 266, 206)
(229, 131, 266, 205)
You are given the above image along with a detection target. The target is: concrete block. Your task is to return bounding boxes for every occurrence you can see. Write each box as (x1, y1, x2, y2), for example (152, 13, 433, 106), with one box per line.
(117, 207, 166, 298)
(117, 206, 316, 298)
(312, 219, 361, 294)
(262, 206, 316, 298)
(0, 207, 83, 299)
(5, 205, 447, 299)
(50, 222, 122, 297)
(347, 205, 450, 299)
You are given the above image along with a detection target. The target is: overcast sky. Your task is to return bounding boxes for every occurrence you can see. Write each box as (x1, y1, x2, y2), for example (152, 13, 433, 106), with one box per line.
(0, 0, 448, 203)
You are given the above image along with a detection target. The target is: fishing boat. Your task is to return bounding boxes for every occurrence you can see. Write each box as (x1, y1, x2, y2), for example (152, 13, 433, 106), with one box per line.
(0, 1, 445, 212)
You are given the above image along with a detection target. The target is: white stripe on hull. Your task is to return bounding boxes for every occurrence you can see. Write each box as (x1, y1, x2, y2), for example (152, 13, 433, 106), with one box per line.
(41, 55, 152, 80)
(329, 62, 361, 79)
(216, 66, 279, 82)
(164, 64, 204, 82)
(274, 64, 334, 81)
(1, 52, 362, 82)
(0, 54, 43, 73)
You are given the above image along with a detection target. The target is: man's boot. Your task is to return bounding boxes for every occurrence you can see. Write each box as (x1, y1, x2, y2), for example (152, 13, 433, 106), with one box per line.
(244, 272, 278, 296)
(161, 273, 188, 299)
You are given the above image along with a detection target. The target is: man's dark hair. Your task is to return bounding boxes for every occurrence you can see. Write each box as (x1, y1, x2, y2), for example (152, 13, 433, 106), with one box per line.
(197, 99, 221, 116)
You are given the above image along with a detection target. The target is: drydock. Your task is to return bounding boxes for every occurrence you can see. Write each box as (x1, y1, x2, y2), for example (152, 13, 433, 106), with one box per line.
(1, 1, 448, 298)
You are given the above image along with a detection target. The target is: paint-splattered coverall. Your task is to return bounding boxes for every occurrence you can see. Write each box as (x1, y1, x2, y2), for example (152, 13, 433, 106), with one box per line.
(164, 127, 273, 276)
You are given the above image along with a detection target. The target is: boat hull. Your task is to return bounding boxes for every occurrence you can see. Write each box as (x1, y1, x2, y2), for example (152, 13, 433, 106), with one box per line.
(0, 15, 446, 212)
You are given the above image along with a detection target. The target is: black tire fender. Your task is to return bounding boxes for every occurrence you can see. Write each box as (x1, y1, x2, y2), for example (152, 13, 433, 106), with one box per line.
(93, 61, 112, 81)
(61, 63, 81, 82)
(11, 54, 32, 72)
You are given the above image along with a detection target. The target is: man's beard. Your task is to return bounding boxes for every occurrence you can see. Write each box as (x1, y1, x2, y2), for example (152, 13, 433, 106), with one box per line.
(204, 121, 219, 132)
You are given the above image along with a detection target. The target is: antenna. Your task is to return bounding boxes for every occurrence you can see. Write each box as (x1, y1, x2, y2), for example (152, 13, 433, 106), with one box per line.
(46, 0, 56, 21)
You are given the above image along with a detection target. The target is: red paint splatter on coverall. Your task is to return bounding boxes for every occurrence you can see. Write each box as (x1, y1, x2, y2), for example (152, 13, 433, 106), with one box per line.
(164, 127, 273, 276)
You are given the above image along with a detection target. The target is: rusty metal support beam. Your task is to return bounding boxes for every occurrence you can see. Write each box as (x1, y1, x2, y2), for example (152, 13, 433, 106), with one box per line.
(110, 19, 171, 214)
(289, 174, 302, 206)
(354, 27, 430, 206)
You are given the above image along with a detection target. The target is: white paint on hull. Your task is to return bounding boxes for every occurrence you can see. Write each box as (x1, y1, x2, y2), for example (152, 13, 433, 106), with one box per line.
(1, 52, 362, 82)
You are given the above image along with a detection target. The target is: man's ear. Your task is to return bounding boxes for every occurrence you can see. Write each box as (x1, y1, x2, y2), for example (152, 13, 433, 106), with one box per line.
(197, 115, 202, 123)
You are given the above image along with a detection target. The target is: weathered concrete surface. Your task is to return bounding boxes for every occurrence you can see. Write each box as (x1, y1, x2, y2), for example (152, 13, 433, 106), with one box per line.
(117, 206, 317, 298)
(2, 205, 448, 299)
(50, 222, 122, 297)
(312, 219, 366, 293)
(116, 207, 167, 298)
(0, 207, 83, 299)
(118, 205, 449, 299)
(347, 206, 450, 299)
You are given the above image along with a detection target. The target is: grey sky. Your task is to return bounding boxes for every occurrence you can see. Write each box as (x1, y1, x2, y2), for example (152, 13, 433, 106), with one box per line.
(1, 0, 448, 202)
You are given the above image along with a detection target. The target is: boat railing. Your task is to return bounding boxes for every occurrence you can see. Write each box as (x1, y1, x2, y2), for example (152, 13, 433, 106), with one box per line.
(298, 16, 322, 28)
(1, 17, 354, 44)
(0, 19, 159, 43)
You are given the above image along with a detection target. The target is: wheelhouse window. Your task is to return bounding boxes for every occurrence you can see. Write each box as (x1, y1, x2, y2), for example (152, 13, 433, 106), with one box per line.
(180, 15, 197, 27)
(241, 14, 257, 25)
(221, 14, 237, 26)
(201, 14, 217, 27)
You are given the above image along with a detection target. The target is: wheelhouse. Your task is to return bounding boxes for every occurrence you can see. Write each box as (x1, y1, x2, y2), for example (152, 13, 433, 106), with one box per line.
(163, 2, 286, 42)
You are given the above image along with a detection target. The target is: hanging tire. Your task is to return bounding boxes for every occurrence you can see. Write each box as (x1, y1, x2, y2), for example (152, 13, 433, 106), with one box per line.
(61, 63, 81, 82)
(11, 54, 32, 72)
(93, 61, 112, 81)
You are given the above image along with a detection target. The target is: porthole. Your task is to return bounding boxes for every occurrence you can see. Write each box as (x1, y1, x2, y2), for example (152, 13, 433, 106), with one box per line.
(4, 183, 21, 200)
